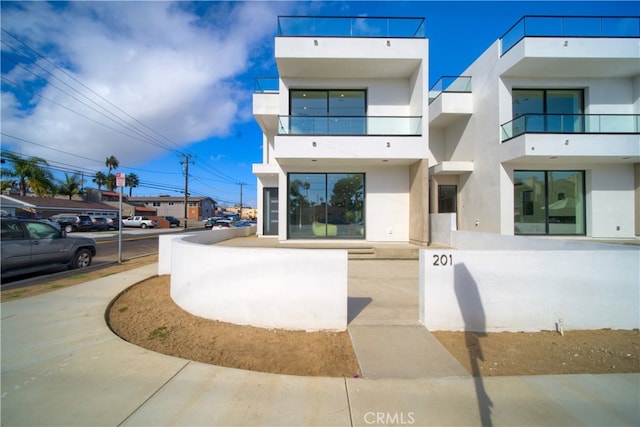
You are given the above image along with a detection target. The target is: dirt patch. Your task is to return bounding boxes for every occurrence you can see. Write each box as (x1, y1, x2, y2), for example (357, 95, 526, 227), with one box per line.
(433, 330, 640, 376)
(107, 275, 362, 377)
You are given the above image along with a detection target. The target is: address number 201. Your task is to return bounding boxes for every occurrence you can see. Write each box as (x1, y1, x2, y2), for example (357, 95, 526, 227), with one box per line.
(432, 254, 453, 266)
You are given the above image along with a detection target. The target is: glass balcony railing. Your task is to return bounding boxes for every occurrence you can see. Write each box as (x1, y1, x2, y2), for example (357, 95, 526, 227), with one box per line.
(278, 116, 422, 136)
(428, 76, 472, 104)
(254, 77, 279, 93)
(500, 16, 640, 55)
(501, 114, 640, 141)
(277, 16, 425, 38)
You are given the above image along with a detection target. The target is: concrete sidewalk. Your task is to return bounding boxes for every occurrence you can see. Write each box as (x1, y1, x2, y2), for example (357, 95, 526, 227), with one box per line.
(2, 261, 639, 426)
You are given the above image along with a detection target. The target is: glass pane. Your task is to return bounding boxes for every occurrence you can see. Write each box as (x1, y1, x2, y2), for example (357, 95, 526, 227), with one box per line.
(546, 90, 583, 132)
(513, 89, 543, 117)
(438, 185, 457, 213)
(289, 174, 325, 238)
(328, 91, 365, 116)
(327, 174, 364, 238)
(288, 173, 365, 239)
(291, 91, 327, 116)
(547, 171, 584, 235)
(514, 171, 546, 235)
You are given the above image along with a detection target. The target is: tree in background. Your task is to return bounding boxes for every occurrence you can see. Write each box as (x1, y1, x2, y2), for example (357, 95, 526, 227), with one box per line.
(92, 171, 107, 191)
(1, 152, 55, 196)
(105, 155, 119, 174)
(57, 172, 83, 200)
(126, 172, 139, 197)
(104, 156, 120, 191)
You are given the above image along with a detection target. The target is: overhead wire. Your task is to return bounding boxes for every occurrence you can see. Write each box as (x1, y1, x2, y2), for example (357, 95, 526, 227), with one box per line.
(1, 27, 251, 202)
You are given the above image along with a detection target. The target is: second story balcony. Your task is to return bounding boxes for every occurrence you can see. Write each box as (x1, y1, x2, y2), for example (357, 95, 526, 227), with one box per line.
(278, 116, 422, 136)
(428, 76, 473, 128)
(499, 16, 640, 79)
(501, 113, 640, 141)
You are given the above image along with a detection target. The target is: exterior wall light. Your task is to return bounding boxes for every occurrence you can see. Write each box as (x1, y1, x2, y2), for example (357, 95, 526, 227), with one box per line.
(386, 40, 391, 47)
(314, 39, 318, 46)
(386, 142, 391, 147)
(312, 141, 317, 147)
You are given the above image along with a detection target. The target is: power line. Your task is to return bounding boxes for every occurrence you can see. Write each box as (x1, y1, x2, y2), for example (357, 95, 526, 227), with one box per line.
(1, 28, 186, 154)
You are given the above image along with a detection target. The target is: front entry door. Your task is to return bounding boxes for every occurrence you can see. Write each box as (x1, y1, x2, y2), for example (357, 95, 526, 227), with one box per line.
(263, 188, 278, 235)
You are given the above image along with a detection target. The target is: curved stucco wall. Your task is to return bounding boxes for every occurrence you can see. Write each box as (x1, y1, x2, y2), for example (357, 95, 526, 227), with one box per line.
(159, 228, 348, 331)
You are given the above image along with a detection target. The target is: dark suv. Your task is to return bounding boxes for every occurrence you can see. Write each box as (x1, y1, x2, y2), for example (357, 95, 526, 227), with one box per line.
(48, 214, 94, 232)
(74, 215, 94, 232)
(164, 216, 181, 227)
(1, 218, 97, 278)
(48, 214, 78, 233)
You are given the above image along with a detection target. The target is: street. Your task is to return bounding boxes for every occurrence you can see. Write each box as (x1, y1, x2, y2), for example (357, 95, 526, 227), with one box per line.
(0, 227, 207, 288)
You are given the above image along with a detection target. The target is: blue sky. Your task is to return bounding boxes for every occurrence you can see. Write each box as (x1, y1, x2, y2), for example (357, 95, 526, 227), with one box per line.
(1, 1, 637, 208)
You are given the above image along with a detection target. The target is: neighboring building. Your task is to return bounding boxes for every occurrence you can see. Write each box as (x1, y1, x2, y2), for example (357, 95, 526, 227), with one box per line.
(127, 196, 216, 221)
(0, 194, 118, 219)
(429, 15, 639, 239)
(253, 16, 430, 243)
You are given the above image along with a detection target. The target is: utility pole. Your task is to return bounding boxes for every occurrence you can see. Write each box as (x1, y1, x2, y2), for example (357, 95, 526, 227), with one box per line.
(179, 154, 195, 229)
(237, 182, 246, 219)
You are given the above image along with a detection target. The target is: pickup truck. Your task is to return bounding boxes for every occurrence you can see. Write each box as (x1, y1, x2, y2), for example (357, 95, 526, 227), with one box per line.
(121, 216, 158, 229)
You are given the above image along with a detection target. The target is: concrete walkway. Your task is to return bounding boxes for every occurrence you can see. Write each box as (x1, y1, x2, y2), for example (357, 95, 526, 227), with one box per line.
(2, 260, 639, 426)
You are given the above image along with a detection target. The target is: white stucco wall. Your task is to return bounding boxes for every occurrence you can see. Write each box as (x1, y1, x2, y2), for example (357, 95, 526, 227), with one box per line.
(420, 249, 640, 332)
(160, 227, 348, 331)
(171, 243, 347, 331)
(589, 164, 637, 238)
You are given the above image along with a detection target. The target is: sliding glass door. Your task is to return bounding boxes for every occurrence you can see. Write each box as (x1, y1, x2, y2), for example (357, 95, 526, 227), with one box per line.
(514, 170, 585, 235)
(288, 173, 365, 239)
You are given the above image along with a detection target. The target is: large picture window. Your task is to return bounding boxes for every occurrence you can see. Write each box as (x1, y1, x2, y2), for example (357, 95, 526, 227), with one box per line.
(290, 90, 366, 135)
(512, 89, 584, 134)
(514, 170, 585, 235)
(288, 173, 364, 239)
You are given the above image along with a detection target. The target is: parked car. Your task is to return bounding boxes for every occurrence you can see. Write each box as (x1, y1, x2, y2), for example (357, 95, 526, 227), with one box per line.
(164, 216, 180, 227)
(234, 220, 253, 227)
(1, 218, 96, 278)
(48, 214, 78, 233)
(74, 215, 95, 232)
(204, 217, 223, 228)
(210, 219, 234, 229)
(121, 216, 157, 228)
(91, 217, 110, 231)
(105, 217, 120, 230)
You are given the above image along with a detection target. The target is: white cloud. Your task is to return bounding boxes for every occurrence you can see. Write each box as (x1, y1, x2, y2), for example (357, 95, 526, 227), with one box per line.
(1, 1, 288, 171)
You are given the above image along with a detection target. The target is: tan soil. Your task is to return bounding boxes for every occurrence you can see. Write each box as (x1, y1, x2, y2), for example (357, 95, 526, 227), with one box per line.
(107, 275, 362, 377)
(5, 257, 638, 378)
(433, 330, 639, 377)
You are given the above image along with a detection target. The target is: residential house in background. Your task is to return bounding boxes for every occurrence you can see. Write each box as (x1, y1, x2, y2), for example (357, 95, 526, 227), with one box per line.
(253, 16, 430, 243)
(127, 196, 216, 221)
(429, 15, 639, 239)
(0, 194, 118, 219)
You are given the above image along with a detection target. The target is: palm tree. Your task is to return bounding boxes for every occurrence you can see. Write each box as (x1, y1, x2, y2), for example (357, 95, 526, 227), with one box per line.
(125, 172, 139, 197)
(105, 155, 119, 174)
(105, 155, 119, 192)
(58, 172, 83, 200)
(105, 173, 117, 191)
(92, 171, 107, 191)
(1, 152, 55, 196)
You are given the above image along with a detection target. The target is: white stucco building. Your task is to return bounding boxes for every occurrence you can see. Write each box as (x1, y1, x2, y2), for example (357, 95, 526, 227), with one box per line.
(254, 15, 639, 243)
(429, 15, 640, 239)
(253, 16, 430, 243)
